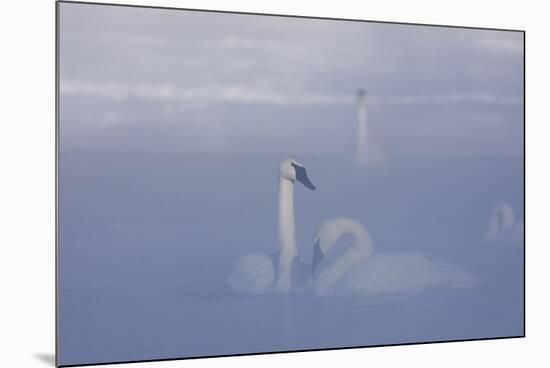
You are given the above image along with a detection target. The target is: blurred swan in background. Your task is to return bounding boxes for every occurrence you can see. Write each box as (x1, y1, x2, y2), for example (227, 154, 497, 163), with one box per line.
(354, 89, 386, 167)
(355, 89, 369, 167)
(228, 157, 316, 295)
(483, 202, 523, 248)
(311, 217, 478, 296)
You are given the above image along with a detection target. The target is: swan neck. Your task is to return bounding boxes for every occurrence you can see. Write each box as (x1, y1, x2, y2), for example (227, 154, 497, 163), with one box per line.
(278, 178, 296, 256)
(276, 177, 296, 293)
(315, 221, 374, 295)
(485, 204, 516, 242)
(355, 99, 368, 165)
(351, 226, 373, 256)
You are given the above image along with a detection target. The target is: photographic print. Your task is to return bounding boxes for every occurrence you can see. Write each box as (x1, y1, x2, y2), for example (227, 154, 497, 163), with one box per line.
(56, 1, 524, 366)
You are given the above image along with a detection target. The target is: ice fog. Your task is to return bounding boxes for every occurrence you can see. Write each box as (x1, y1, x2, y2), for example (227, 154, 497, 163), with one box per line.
(57, 3, 523, 366)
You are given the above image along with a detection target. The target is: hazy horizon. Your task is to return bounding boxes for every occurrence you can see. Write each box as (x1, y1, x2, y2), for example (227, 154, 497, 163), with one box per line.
(59, 3, 523, 159)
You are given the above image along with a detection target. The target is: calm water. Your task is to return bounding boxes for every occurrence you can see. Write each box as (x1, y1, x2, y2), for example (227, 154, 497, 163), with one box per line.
(58, 153, 524, 365)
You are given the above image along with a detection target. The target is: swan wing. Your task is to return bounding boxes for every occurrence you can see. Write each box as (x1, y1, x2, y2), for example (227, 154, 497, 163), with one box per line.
(228, 252, 275, 295)
(339, 252, 478, 295)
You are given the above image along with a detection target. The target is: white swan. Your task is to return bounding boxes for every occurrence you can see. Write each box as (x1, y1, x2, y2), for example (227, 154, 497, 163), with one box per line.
(228, 157, 316, 295)
(354, 89, 386, 167)
(355, 89, 369, 166)
(483, 202, 523, 248)
(311, 218, 478, 296)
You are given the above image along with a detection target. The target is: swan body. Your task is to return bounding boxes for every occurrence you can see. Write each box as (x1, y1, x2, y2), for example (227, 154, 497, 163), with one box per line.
(228, 157, 316, 295)
(484, 202, 523, 248)
(228, 253, 275, 295)
(228, 253, 310, 295)
(312, 217, 478, 296)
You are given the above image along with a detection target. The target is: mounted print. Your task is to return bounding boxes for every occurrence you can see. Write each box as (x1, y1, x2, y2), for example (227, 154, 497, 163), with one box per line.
(56, 1, 525, 366)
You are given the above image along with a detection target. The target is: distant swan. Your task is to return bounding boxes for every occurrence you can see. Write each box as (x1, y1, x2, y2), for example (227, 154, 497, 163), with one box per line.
(311, 218, 478, 296)
(228, 157, 316, 295)
(354, 89, 386, 167)
(355, 89, 369, 166)
(483, 202, 523, 248)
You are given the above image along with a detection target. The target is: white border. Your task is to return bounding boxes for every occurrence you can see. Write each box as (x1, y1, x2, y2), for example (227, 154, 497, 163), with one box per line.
(1, 1, 548, 367)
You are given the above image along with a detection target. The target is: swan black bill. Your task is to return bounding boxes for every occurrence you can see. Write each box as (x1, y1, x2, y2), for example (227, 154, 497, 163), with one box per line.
(292, 163, 316, 190)
(311, 239, 324, 273)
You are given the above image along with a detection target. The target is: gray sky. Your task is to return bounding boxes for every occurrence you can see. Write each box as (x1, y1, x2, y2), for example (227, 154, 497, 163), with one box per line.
(59, 2, 523, 158)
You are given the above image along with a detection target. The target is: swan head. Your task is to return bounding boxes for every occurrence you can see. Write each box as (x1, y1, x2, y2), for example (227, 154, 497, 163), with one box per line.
(484, 202, 516, 243)
(311, 218, 374, 273)
(311, 224, 343, 274)
(279, 157, 316, 190)
(357, 89, 368, 105)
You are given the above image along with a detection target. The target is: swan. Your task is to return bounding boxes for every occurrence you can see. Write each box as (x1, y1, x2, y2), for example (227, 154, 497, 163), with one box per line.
(483, 202, 523, 248)
(355, 89, 369, 166)
(311, 217, 478, 296)
(354, 89, 386, 167)
(228, 157, 316, 295)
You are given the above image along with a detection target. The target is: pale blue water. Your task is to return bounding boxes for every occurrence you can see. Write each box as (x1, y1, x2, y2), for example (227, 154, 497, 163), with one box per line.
(58, 153, 524, 366)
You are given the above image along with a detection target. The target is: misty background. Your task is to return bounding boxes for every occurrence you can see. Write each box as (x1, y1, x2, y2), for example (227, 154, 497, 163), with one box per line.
(58, 2, 524, 366)
(59, 3, 523, 158)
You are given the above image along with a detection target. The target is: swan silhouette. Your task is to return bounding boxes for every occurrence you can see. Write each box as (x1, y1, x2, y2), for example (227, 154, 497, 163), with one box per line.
(311, 217, 478, 296)
(483, 202, 523, 248)
(228, 157, 316, 295)
(354, 89, 386, 167)
(355, 89, 369, 166)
